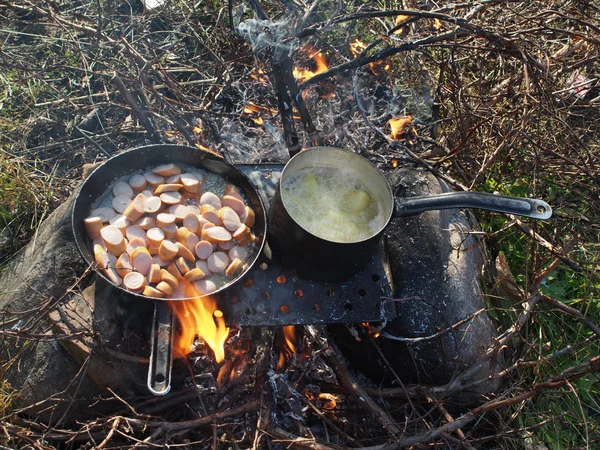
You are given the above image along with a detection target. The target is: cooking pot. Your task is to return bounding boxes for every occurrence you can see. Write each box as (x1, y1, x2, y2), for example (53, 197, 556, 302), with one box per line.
(268, 146, 552, 281)
(72, 144, 267, 395)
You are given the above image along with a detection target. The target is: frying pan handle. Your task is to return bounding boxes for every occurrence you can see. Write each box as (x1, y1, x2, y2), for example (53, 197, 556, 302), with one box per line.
(393, 192, 552, 220)
(147, 301, 174, 396)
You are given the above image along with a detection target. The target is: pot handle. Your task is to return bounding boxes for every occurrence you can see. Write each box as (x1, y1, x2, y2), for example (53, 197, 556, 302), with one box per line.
(147, 301, 174, 396)
(393, 192, 552, 220)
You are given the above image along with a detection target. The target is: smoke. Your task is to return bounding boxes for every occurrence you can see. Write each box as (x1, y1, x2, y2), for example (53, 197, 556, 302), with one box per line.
(236, 17, 296, 61)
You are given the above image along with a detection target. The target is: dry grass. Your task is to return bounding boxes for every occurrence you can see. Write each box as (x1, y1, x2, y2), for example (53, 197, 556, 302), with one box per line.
(0, 0, 599, 448)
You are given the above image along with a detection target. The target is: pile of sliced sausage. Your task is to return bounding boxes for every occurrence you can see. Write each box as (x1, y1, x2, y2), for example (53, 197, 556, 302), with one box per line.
(84, 163, 256, 298)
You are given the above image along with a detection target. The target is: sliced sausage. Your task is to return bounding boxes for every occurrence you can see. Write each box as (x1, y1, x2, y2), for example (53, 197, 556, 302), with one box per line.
(180, 173, 202, 193)
(229, 245, 248, 261)
(128, 174, 147, 192)
(131, 247, 153, 275)
(115, 253, 134, 278)
(155, 281, 174, 296)
(175, 242, 195, 262)
(112, 195, 132, 214)
(142, 286, 165, 298)
(195, 259, 209, 275)
(200, 192, 222, 210)
(167, 261, 183, 279)
(160, 191, 182, 206)
(160, 269, 179, 290)
(90, 207, 117, 223)
(84, 216, 103, 239)
(175, 256, 192, 275)
(162, 224, 177, 239)
(194, 240, 213, 260)
(112, 181, 134, 199)
(221, 194, 246, 217)
(156, 212, 176, 228)
(146, 227, 165, 248)
(123, 193, 147, 222)
(169, 204, 190, 220)
(218, 239, 235, 251)
(135, 216, 156, 230)
(203, 226, 232, 243)
(193, 279, 217, 295)
(100, 225, 126, 256)
(225, 258, 243, 276)
(207, 251, 229, 273)
(94, 244, 110, 270)
(144, 172, 165, 188)
(183, 267, 206, 282)
(241, 206, 255, 227)
(109, 214, 130, 235)
(218, 206, 241, 232)
(143, 196, 162, 214)
(154, 183, 183, 194)
(123, 272, 146, 292)
(182, 212, 199, 234)
(148, 263, 162, 284)
(126, 237, 146, 256)
(126, 224, 147, 243)
(223, 184, 241, 196)
(152, 163, 182, 177)
(158, 240, 178, 261)
(176, 227, 200, 252)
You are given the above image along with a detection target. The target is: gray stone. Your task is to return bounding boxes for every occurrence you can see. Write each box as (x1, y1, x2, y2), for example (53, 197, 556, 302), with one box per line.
(332, 167, 504, 398)
(0, 195, 114, 421)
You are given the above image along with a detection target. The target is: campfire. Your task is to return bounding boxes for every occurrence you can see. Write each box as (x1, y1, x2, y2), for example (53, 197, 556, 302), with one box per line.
(1, 1, 597, 450)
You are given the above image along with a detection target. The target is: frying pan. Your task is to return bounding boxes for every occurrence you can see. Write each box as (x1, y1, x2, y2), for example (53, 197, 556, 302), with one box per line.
(72, 144, 267, 395)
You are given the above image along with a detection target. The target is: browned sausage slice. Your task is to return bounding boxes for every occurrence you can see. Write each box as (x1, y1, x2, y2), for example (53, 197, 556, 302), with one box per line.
(221, 195, 246, 217)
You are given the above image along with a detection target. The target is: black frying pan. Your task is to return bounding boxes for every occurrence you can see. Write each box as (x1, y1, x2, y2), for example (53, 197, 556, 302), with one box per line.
(72, 145, 267, 395)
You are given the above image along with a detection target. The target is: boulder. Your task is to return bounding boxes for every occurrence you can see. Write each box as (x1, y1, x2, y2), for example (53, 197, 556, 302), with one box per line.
(331, 167, 504, 399)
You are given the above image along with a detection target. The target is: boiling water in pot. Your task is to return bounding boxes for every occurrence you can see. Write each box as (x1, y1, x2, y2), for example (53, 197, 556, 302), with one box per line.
(280, 166, 384, 243)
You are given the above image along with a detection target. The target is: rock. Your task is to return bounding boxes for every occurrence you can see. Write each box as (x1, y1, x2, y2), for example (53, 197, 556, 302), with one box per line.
(0, 194, 140, 422)
(331, 167, 504, 400)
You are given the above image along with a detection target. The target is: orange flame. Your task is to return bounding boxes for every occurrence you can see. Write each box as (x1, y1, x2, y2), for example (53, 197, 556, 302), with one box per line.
(388, 116, 413, 140)
(276, 325, 297, 369)
(293, 48, 329, 82)
(172, 295, 230, 362)
(349, 39, 388, 75)
(349, 39, 368, 57)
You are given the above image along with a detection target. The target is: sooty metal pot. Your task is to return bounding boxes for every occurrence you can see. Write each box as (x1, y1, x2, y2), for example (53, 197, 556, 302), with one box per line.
(267, 146, 552, 282)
